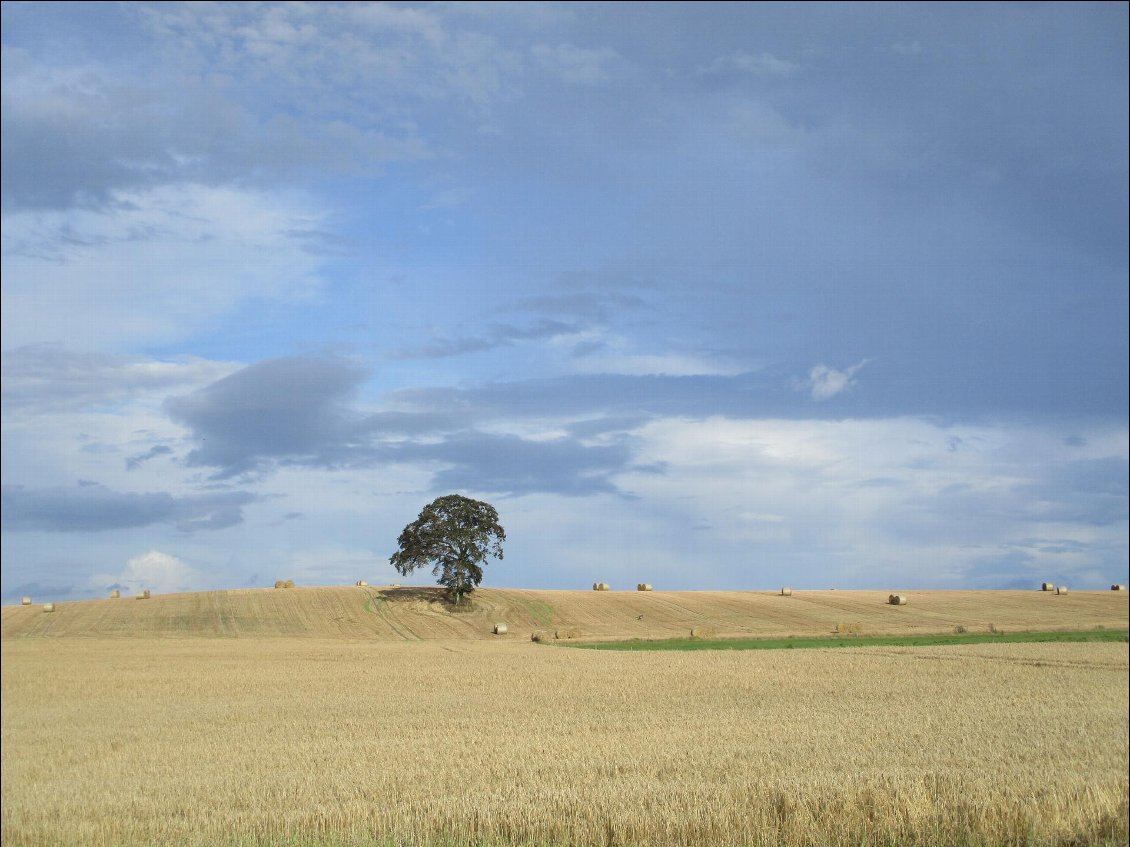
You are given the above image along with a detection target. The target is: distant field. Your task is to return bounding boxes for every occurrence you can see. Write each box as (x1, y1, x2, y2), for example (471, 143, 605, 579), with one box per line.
(3, 585, 1128, 641)
(3, 588, 1127, 846)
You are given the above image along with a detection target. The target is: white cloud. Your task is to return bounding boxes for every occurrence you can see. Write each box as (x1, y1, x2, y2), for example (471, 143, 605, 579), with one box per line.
(92, 549, 203, 595)
(1, 184, 329, 351)
(604, 415, 1128, 589)
(805, 359, 871, 400)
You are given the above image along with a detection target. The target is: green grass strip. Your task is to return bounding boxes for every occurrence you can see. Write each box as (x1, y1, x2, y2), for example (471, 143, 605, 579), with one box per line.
(565, 629, 1130, 652)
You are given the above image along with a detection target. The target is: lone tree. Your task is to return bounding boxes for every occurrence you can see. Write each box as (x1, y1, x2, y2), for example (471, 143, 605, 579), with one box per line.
(389, 494, 505, 605)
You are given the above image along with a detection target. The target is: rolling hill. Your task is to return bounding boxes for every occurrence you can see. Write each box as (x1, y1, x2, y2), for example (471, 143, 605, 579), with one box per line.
(2, 585, 1127, 641)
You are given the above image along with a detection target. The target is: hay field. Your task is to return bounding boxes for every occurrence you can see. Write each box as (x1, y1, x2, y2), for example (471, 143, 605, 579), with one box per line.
(3, 586, 1127, 641)
(2, 635, 1127, 847)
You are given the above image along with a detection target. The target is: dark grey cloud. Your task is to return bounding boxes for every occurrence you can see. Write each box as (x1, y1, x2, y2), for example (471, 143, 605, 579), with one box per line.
(164, 356, 370, 477)
(0, 484, 256, 533)
(390, 432, 633, 497)
(162, 356, 643, 494)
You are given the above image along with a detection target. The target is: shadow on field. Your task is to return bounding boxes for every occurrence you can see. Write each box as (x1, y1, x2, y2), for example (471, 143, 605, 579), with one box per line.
(378, 585, 477, 613)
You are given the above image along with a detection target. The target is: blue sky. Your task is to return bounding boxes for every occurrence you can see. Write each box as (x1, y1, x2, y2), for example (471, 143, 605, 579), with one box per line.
(2, 1, 1127, 601)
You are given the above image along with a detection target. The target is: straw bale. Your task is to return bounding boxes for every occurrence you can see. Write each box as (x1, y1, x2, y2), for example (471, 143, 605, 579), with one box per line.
(1112, 585, 1126, 591)
(554, 627, 581, 640)
(284, 579, 295, 588)
(136, 590, 151, 599)
(492, 623, 508, 635)
(636, 583, 653, 591)
(888, 594, 908, 605)
(531, 631, 549, 642)
(1056, 585, 1069, 595)
(780, 587, 793, 596)
(20, 596, 31, 605)
(42, 603, 55, 613)
(1041, 582, 1056, 591)
(110, 589, 121, 598)
(592, 582, 610, 591)
(356, 580, 369, 587)
(690, 625, 717, 638)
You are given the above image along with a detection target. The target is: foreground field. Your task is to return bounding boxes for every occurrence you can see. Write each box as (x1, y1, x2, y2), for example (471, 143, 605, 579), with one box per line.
(2, 637, 1127, 847)
(3, 586, 1127, 641)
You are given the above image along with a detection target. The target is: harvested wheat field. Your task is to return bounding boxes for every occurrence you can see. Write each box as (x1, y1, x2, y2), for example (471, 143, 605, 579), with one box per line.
(2, 589, 1127, 847)
(3, 586, 1128, 641)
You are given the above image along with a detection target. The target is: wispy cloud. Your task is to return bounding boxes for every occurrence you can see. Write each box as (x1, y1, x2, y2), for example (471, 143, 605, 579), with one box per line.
(1, 345, 237, 412)
(393, 319, 582, 359)
(805, 360, 872, 401)
(126, 445, 174, 471)
(698, 51, 799, 78)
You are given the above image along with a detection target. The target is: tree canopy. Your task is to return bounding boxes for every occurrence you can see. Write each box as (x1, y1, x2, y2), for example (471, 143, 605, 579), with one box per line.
(389, 494, 505, 604)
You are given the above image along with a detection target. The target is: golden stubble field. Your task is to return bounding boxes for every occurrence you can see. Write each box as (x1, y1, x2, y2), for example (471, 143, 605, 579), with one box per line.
(4, 586, 1128, 641)
(2, 634, 1127, 847)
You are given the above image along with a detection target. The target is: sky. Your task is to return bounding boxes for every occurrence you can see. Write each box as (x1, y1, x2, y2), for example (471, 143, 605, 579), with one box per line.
(2, 1, 1127, 602)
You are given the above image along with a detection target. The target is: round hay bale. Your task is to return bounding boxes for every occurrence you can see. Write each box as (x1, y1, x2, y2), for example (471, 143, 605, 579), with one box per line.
(888, 594, 908, 606)
(690, 625, 717, 638)
(554, 627, 581, 640)
(637, 583, 653, 591)
(1112, 584, 1126, 591)
(356, 580, 368, 587)
(1041, 582, 1056, 592)
(274, 580, 287, 589)
(110, 589, 121, 599)
(780, 587, 793, 596)
(20, 596, 31, 605)
(1056, 585, 1069, 595)
(284, 579, 295, 588)
(492, 623, 508, 635)
(136, 590, 151, 599)
(42, 603, 55, 613)
(531, 631, 549, 642)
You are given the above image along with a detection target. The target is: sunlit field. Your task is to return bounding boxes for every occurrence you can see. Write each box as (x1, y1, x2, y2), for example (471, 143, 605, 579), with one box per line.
(3, 631, 1127, 846)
